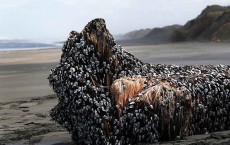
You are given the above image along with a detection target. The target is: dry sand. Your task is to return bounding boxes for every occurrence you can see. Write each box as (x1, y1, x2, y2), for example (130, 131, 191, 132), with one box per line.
(0, 42, 230, 145)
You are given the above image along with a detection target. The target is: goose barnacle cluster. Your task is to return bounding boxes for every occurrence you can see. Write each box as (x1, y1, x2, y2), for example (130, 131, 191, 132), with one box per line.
(48, 18, 230, 144)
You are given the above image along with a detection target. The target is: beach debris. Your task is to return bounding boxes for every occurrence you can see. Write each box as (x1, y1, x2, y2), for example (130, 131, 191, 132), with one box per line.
(48, 18, 230, 144)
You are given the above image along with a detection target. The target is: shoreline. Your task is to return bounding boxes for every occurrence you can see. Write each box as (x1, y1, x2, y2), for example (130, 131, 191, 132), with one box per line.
(0, 48, 61, 102)
(1, 42, 230, 144)
(0, 46, 59, 52)
(1, 41, 230, 52)
(0, 47, 61, 65)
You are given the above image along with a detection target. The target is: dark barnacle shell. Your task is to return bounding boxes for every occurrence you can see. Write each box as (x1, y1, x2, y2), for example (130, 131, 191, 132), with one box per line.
(48, 18, 230, 145)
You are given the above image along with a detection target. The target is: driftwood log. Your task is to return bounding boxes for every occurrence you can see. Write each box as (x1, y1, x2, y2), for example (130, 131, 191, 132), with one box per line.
(48, 18, 230, 144)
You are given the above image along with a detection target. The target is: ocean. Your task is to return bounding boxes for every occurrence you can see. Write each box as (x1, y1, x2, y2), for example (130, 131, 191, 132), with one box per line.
(0, 40, 62, 51)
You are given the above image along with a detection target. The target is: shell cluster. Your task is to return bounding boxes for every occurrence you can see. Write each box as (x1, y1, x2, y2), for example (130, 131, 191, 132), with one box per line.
(48, 18, 230, 144)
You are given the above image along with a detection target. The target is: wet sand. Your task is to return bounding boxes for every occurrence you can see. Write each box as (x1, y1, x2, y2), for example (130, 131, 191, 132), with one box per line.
(0, 42, 230, 144)
(125, 42, 230, 65)
(0, 48, 61, 103)
(0, 49, 74, 145)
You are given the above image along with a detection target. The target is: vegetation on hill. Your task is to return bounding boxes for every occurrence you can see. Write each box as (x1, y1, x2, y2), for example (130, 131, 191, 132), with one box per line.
(172, 5, 230, 42)
(117, 5, 230, 45)
(118, 28, 152, 40)
(117, 25, 181, 45)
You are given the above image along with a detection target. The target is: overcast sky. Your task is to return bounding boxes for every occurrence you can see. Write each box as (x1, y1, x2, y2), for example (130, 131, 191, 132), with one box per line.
(0, 0, 229, 41)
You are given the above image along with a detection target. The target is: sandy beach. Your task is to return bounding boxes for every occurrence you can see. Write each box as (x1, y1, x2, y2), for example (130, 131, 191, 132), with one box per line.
(0, 48, 74, 145)
(0, 42, 230, 145)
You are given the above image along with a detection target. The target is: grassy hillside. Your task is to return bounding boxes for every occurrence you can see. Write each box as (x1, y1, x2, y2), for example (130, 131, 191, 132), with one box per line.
(117, 5, 230, 45)
(117, 25, 181, 45)
(122, 28, 152, 40)
(143, 25, 181, 42)
(172, 5, 230, 42)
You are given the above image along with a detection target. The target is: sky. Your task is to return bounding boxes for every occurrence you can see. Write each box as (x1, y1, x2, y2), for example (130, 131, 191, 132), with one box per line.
(0, 0, 229, 41)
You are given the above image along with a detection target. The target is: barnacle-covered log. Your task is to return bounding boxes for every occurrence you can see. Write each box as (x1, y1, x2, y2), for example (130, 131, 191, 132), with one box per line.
(48, 18, 230, 144)
(48, 18, 153, 144)
(117, 78, 192, 143)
